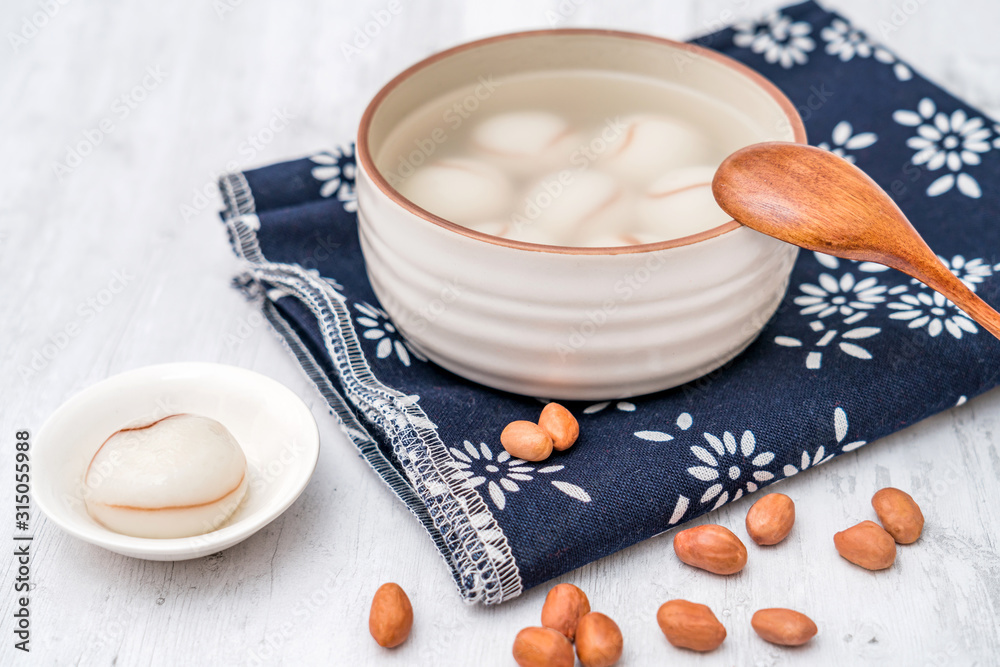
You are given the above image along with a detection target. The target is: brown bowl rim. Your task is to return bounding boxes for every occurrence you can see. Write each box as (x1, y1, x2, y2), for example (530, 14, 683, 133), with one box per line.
(356, 28, 807, 255)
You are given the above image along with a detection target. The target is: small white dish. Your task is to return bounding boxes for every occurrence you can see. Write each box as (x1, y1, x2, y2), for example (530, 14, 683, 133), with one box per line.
(33, 362, 320, 561)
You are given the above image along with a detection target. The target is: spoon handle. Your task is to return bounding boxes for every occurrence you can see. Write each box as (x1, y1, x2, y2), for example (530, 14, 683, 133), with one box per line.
(909, 257, 1000, 341)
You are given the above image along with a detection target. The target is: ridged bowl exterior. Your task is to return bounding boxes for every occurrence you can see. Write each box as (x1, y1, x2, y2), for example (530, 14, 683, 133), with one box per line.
(358, 169, 798, 399)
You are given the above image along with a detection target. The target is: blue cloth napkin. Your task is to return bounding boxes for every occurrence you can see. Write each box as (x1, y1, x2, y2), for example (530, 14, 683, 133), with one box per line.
(218, 0, 1000, 605)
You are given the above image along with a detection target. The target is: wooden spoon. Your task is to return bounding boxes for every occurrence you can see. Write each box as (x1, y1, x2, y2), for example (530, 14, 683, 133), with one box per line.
(712, 141, 1000, 341)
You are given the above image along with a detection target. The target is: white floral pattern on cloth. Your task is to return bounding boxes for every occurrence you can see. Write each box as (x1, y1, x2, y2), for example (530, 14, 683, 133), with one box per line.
(784, 407, 867, 477)
(893, 98, 993, 198)
(816, 121, 878, 163)
(353, 302, 427, 367)
(910, 255, 999, 292)
(685, 430, 776, 509)
(310, 147, 358, 212)
(634, 411, 695, 442)
(833, 406, 868, 452)
(631, 412, 696, 525)
(583, 400, 636, 415)
(732, 11, 815, 69)
(887, 291, 978, 339)
(776, 320, 882, 368)
(447, 440, 591, 510)
(819, 18, 912, 81)
(784, 445, 833, 477)
(813, 251, 890, 274)
(633, 407, 865, 523)
(776, 251, 1000, 368)
(794, 271, 888, 324)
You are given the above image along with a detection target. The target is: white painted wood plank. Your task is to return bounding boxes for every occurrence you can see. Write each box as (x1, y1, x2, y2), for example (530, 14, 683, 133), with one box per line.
(2, 0, 998, 664)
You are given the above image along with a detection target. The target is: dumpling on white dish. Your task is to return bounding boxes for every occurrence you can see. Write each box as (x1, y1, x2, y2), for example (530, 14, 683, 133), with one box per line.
(599, 114, 716, 185)
(84, 413, 249, 539)
(636, 165, 731, 240)
(397, 158, 514, 225)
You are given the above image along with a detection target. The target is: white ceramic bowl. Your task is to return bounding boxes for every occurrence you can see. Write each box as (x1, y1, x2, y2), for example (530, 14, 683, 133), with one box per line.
(357, 30, 806, 400)
(33, 363, 319, 560)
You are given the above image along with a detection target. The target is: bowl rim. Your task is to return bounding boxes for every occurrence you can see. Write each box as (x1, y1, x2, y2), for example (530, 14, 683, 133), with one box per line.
(32, 362, 320, 560)
(357, 28, 807, 256)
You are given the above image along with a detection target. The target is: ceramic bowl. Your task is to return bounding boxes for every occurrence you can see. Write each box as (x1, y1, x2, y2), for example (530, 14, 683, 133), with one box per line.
(356, 29, 805, 400)
(33, 363, 319, 560)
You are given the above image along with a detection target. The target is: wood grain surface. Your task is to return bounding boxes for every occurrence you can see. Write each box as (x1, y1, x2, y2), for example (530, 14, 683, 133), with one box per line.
(2, 0, 998, 665)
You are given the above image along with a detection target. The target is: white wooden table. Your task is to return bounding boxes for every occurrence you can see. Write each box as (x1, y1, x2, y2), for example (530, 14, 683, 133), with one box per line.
(3, 0, 999, 664)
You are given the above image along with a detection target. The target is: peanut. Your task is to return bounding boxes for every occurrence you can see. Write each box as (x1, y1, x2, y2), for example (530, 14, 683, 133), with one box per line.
(656, 599, 726, 652)
(368, 583, 413, 648)
(673, 524, 748, 575)
(872, 487, 924, 544)
(751, 608, 817, 646)
(512, 627, 575, 667)
(745, 493, 795, 546)
(834, 520, 896, 570)
(501, 421, 553, 462)
(541, 583, 590, 641)
(539, 402, 579, 451)
(575, 612, 623, 667)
